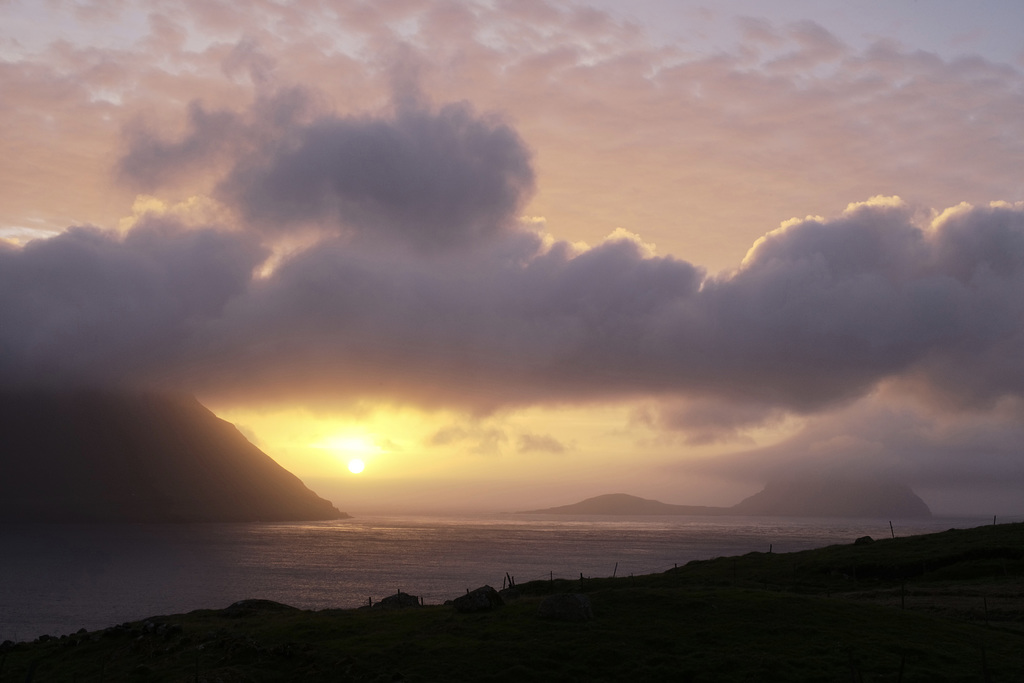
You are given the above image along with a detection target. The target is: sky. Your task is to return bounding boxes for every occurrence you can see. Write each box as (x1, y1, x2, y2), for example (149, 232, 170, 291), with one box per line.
(2, 0, 1024, 515)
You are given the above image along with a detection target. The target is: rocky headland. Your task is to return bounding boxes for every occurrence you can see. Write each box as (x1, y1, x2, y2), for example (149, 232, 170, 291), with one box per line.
(0, 389, 347, 522)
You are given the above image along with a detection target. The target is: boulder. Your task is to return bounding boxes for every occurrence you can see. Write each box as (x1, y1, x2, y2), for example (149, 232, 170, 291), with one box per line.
(375, 591, 421, 609)
(224, 599, 299, 617)
(452, 586, 504, 613)
(537, 593, 593, 621)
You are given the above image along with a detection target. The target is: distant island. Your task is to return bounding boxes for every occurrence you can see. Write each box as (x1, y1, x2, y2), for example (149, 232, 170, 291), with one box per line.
(0, 390, 348, 522)
(525, 480, 932, 518)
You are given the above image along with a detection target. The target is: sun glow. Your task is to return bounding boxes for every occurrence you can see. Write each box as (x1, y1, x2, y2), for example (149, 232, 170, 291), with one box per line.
(316, 435, 379, 454)
(311, 434, 388, 474)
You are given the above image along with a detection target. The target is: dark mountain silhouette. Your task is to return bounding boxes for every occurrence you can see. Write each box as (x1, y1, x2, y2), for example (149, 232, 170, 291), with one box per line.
(526, 493, 730, 516)
(0, 390, 348, 522)
(526, 480, 932, 518)
(730, 479, 931, 518)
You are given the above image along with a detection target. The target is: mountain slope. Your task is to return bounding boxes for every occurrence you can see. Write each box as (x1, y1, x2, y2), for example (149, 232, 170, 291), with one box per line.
(0, 390, 347, 522)
(730, 479, 931, 518)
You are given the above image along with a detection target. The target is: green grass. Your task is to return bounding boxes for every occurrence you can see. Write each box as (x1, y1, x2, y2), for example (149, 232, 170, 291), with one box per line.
(2, 522, 1022, 681)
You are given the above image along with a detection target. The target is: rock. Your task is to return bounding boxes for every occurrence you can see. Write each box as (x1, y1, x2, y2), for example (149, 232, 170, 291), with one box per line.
(537, 593, 593, 621)
(452, 586, 504, 613)
(854, 535, 875, 545)
(498, 586, 521, 601)
(375, 591, 422, 609)
(225, 599, 299, 617)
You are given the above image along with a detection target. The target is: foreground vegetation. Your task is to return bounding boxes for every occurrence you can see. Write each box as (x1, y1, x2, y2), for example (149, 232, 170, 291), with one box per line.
(2, 522, 1022, 681)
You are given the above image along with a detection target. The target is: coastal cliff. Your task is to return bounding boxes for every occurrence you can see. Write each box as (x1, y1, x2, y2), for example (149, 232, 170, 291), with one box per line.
(0, 390, 348, 522)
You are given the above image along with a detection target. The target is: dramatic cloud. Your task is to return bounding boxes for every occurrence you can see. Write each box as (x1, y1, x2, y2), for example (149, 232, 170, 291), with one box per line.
(120, 91, 535, 250)
(4, 2, 1022, 269)
(7, 176, 1024, 431)
(224, 102, 533, 249)
(5, 1, 1024, 509)
(0, 219, 265, 390)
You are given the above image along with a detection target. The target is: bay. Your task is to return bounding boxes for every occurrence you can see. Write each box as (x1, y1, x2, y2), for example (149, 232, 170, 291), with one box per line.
(0, 515, 986, 642)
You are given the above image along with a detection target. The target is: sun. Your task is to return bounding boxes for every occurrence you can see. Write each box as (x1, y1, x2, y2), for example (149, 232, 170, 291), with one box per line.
(309, 433, 389, 475)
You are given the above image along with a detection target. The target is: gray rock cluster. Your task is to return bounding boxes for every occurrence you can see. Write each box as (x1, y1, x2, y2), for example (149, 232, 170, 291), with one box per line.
(451, 586, 504, 613)
(375, 591, 422, 609)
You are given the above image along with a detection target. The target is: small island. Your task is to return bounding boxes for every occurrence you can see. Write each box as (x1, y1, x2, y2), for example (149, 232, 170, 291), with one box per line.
(525, 479, 932, 518)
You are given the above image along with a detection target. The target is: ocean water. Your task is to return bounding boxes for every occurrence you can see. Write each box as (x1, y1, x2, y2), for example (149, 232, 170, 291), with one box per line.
(0, 514, 989, 642)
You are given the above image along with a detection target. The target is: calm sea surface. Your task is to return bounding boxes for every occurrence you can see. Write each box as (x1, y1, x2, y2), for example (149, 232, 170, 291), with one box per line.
(0, 514, 990, 642)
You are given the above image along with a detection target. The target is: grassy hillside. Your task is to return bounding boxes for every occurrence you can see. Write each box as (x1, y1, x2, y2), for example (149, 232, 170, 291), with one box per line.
(2, 522, 1022, 682)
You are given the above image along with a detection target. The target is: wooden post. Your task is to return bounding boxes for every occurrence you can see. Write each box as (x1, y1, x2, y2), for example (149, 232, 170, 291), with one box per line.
(612, 562, 617, 578)
(889, 521, 895, 539)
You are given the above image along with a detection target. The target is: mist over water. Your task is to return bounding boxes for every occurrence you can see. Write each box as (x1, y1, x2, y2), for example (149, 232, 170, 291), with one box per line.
(0, 515, 999, 642)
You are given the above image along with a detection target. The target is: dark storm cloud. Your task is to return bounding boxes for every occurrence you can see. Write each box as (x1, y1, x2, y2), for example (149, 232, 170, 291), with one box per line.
(16, 88, 1024, 422)
(120, 91, 535, 250)
(9, 196, 1024, 422)
(197, 198, 1024, 416)
(689, 201, 1024, 411)
(0, 219, 265, 389)
(189, 231, 704, 408)
(218, 102, 535, 249)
